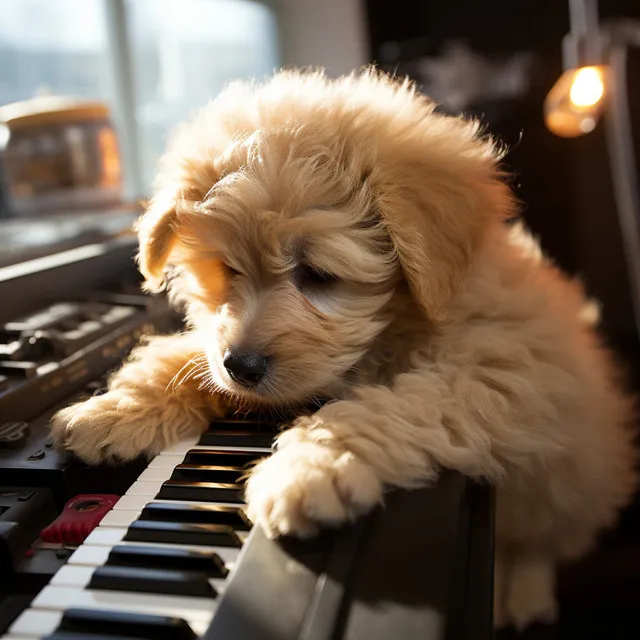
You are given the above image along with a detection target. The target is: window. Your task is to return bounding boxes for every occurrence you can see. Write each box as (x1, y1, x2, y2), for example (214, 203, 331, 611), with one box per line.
(0, 0, 280, 197)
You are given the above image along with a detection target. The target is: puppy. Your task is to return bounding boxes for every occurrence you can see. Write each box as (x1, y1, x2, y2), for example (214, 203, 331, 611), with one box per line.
(51, 69, 637, 630)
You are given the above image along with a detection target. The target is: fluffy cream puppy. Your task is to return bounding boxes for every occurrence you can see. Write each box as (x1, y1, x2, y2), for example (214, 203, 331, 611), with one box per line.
(51, 69, 637, 630)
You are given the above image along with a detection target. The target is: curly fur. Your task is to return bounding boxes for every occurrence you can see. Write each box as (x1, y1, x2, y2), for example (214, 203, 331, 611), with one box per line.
(51, 68, 637, 631)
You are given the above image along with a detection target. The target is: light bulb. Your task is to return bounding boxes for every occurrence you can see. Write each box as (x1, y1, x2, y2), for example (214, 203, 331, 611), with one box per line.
(569, 66, 605, 107)
(544, 65, 608, 137)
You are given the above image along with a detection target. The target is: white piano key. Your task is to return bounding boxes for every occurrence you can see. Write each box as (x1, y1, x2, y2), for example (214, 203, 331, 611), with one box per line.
(162, 435, 200, 452)
(124, 479, 165, 497)
(99, 509, 142, 527)
(136, 466, 176, 482)
(84, 527, 126, 546)
(9, 609, 61, 636)
(113, 495, 244, 512)
(32, 586, 215, 636)
(76, 531, 241, 566)
(100, 502, 246, 535)
(3, 635, 40, 640)
(50, 565, 94, 588)
(162, 441, 271, 456)
(67, 544, 111, 567)
(111, 494, 151, 511)
(148, 455, 187, 469)
(48, 564, 227, 594)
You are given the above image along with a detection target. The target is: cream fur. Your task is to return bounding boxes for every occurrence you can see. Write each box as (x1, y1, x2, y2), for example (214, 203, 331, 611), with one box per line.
(50, 68, 637, 631)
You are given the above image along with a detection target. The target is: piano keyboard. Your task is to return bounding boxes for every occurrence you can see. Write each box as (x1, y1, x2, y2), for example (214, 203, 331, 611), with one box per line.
(4, 419, 276, 640)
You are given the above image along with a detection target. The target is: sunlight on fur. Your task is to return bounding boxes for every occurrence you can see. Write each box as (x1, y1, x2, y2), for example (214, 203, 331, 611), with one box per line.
(50, 68, 638, 631)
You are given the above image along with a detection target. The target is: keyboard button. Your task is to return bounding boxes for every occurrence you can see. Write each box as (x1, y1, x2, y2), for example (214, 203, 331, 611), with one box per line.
(0, 421, 29, 448)
(140, 502, 251, 530)
(124, 520, 243, 547)
(156, 480, 243, 503)
(89, 565, 217, 599)
(57, 607, 197, 640)
(5, 303, 79, 333)
(107, 544, 228, 578)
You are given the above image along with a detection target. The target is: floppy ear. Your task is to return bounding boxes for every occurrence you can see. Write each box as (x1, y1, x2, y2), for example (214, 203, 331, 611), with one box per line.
(373, 132, 514, 322)
(134, 186, 180, 292)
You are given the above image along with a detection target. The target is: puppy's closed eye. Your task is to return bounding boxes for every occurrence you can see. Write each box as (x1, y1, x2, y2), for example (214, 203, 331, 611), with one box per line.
(222, 262, 242, 277)
(293, 263, 338, 291)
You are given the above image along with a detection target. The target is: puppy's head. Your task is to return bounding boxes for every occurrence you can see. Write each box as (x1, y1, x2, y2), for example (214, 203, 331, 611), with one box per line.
(136, 69, 513, 406)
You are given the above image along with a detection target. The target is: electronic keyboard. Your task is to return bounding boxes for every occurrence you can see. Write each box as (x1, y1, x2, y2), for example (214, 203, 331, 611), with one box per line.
(3, 416, 494, 640)
(0, 235, 495, 640)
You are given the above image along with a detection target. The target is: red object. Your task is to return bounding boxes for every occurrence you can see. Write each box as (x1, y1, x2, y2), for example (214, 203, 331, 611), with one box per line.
(40, 494, 119, 545)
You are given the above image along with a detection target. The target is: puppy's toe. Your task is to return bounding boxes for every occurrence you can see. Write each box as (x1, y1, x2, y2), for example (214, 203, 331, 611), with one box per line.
(50, 392, 157, 465)
(333, 451, 383, 512)
(300, 466, 348, 523)
(51, 400, 110, 464)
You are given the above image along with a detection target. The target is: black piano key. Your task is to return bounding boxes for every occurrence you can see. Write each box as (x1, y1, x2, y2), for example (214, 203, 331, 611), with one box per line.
(0, 374, 8, 391)
(140, 502, 252, 530)
(210, 419, 266, 429)
(0, 360, 38, 379)
(89, 565, 217, 598)
(44, 633, 149, 640)
(57, 607, 197, 640)
(107, 544, 228, 578)
(198, 430, 274, 448)
(156, 480, 243, 503)
(170, 464, 244, 484)
(183, 448, 266, 466)
(124, 520, 242, 547)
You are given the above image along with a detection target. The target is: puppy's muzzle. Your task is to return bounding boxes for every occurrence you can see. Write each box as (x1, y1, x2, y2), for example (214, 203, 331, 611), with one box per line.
(223, 349, 268, 387)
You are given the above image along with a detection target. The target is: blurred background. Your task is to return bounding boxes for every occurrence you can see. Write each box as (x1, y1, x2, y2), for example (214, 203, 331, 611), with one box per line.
(0, 1, 639, 637)
(0, 0, 639, 373)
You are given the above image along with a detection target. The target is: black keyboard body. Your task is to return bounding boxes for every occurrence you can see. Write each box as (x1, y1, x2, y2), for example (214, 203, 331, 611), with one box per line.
(0, 236, 494, 639)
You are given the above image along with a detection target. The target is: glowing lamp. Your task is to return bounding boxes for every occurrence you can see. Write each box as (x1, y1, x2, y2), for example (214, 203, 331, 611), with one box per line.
(544, 65, 608, 137)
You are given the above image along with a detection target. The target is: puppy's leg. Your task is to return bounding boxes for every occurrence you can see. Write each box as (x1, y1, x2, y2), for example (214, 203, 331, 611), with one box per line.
(51, 333, 224, 464)
(245, 363, 568, 536)
(504, 551, 558, 631)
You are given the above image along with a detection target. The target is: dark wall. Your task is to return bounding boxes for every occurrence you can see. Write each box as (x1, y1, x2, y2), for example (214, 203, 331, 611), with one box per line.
(364, 0, 640, 372)
(365, 0, 640, 58)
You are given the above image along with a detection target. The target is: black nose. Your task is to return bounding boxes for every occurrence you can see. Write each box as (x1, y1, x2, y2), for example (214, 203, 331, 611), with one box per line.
(223, 350, 268, 387)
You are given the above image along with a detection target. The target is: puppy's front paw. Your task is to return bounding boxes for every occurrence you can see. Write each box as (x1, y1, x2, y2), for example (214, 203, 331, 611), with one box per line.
(245, 437, 383, 538)
(51, 391, 167, 465)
